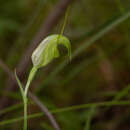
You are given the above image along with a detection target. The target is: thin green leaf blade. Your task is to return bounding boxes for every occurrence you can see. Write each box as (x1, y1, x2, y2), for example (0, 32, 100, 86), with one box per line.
(14, 70, 24, 97)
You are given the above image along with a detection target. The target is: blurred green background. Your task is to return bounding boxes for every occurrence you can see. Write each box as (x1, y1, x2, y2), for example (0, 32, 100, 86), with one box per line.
(0, 0, 130, 129)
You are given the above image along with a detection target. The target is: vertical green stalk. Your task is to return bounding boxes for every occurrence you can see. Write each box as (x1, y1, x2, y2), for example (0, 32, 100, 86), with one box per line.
(24, 97, 27, 130)
(57, 6, 70, 44)
(15, 67, 38, 130)
(23, 66, 37, 130)
(60, 6, 70, 36)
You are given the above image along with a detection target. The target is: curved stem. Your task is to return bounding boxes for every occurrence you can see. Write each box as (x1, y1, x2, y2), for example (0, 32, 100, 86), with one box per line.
(24, 66, 37, 130)
(25, 66, 37, 96)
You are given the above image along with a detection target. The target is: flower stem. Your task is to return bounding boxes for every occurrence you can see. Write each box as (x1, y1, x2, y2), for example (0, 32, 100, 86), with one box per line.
(25, 66, 37, 96)
(24, 97, 28, 130)
(23, 66, 37, 130)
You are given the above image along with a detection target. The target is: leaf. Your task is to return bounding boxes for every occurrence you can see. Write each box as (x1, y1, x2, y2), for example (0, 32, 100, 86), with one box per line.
(31, 34, 71, 68)
(14, 70, 25, 98)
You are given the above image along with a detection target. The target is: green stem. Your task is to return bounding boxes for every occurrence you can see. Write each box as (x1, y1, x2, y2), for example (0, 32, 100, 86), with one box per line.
(25, 66, 37, 96)
(15, 67, 38, 130)
(14, 71, 27, 130)
(24, 97, 28, 130)
(57, 6, 70, 45)
(23, 66, 37, 130)
(60, 6, 70, 36)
